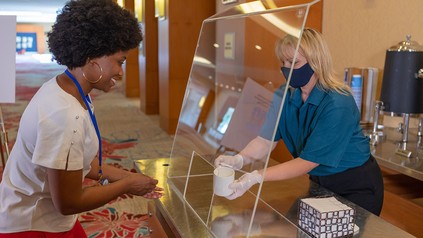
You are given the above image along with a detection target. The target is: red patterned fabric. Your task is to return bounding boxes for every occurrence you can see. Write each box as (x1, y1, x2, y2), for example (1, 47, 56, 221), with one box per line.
(79, 208, 149, 238)
(0, 220, 86, 238)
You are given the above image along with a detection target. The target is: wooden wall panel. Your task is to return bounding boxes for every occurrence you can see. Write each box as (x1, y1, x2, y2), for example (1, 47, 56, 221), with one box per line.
(125, 48, 140, 97)
(158, 17, 170, 132)
(123, 0, 140, 98)
(380, 168, 423, 237)
(139, 0, 159, 114)
(158, 0, 216, 134)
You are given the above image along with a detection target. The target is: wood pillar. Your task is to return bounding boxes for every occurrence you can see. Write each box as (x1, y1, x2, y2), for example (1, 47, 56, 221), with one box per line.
(139, 0, 159, 114)
(158, 0, 216, 134)
(123, 0, 140, 98)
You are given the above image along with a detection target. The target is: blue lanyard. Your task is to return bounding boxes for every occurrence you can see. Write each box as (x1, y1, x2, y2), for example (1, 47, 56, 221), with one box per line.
(64, 69, 103, 178)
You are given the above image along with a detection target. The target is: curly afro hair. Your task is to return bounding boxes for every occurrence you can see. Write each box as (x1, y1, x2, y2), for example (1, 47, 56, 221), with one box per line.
(47, 0, 142, 69)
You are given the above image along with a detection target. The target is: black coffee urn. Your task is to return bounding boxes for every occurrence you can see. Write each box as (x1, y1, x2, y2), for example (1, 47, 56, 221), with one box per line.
(379, 35, 423, 155)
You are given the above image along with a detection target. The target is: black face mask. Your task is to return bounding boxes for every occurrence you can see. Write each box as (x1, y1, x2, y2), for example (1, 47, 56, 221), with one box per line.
(281, 63, 315, 88)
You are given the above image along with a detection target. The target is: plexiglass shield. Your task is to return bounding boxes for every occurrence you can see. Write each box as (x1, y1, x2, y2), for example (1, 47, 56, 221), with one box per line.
(167, 1, 319, 237)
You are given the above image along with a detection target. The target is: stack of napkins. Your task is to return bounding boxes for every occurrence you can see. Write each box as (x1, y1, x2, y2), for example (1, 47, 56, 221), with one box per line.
(298, 196, 355, 238)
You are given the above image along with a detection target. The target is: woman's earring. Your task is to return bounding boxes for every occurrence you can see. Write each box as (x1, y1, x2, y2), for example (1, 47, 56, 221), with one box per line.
(82, 61, 103, 84)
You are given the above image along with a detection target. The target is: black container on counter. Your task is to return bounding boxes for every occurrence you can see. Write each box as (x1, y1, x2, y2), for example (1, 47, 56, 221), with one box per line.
(380, 35, 423, 114)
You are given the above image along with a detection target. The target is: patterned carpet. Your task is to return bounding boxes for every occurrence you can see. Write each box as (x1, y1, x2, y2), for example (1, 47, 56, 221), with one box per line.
(0, 55, 174, 237)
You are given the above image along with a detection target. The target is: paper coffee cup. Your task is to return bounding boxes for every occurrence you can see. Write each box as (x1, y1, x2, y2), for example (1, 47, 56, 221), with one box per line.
(213, 166, 235, 197)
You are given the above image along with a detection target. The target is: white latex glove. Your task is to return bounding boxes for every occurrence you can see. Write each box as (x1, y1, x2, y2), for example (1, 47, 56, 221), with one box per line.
(214, 154, 244, 170)
(226, 170, 263, 200)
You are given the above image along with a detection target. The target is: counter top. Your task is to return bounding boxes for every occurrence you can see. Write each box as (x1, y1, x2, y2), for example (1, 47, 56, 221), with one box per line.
(371, 128, 423, 181)
(135, 158, 414, 238)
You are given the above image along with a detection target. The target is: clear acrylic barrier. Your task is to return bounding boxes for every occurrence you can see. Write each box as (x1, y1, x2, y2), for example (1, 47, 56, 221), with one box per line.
(168, 1, 319, 237)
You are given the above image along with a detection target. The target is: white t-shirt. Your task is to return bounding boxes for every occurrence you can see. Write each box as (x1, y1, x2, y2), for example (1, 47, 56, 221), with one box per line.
(0, 77, 98, 233)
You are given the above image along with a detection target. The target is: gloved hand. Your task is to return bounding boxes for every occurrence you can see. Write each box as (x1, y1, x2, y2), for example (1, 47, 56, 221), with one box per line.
(226, 170, 263, 200)
(214, 154, 244, 170)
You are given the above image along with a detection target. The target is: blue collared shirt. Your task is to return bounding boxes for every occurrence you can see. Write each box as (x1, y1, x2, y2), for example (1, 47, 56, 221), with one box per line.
(261, 84, 370, 176)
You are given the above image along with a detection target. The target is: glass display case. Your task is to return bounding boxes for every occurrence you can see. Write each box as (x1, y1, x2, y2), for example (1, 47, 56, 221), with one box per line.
(167, 1, 320, 237)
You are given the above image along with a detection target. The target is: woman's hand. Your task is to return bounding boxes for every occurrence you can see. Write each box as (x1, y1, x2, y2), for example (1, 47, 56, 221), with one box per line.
(142, 187, 164, 199)
(125, 173, 159, 196)
(48, 168, 162, 215)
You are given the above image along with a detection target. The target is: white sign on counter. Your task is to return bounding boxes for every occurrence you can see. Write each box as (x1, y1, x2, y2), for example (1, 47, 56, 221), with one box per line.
(220, 78, 273, 152)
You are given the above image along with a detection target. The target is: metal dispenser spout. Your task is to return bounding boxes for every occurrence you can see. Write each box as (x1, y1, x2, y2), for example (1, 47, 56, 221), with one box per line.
(369, 101, 385, 146)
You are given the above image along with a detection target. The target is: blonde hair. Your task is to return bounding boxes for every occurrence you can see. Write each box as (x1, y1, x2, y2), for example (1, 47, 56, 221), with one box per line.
(275, 28, 351, 95)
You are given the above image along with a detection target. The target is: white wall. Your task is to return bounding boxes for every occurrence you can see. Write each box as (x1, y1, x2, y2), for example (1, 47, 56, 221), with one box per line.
(322, 0, 423, 82)
(0, 16, 16, 103)
(322, 0, 423, 127)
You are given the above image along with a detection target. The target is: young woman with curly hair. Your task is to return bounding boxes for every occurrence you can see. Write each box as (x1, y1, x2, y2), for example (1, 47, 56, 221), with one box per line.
(0, 0, 162, 237)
